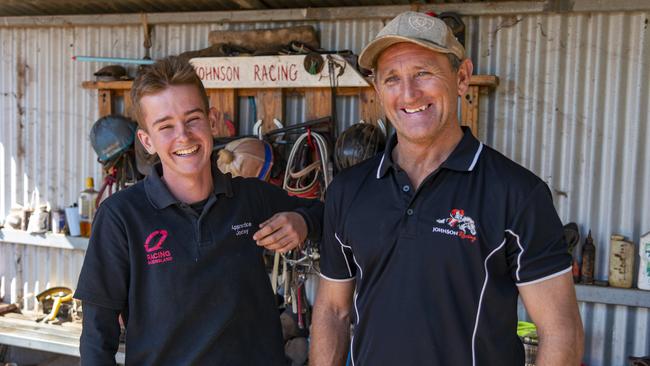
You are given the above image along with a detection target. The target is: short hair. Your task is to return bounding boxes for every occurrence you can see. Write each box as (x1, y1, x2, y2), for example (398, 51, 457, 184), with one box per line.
(446, 53, 462, 71)
(130, 56, 209, 130)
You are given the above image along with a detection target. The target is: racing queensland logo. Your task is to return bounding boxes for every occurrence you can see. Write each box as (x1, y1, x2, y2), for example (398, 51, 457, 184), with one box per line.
(144, 229, 174, 265)
(433, 209, 478, 243)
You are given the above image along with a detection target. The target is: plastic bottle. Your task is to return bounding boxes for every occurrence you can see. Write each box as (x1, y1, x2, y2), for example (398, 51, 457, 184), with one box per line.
(638, 231, 650, 291)
(78, 177, 98, 238)
(581, 231, 595, 285)
(608, 234, 635, 289)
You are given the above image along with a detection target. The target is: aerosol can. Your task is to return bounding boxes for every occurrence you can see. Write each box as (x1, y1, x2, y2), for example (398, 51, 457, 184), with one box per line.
(638, 231, 650, 291)
(608, 235, 635, 289)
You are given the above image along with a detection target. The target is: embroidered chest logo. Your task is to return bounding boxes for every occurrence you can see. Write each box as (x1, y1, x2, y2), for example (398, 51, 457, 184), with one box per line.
(144, 229, 174, 265)
(433, 209, 478, 242)
(231, 222, 252, 237)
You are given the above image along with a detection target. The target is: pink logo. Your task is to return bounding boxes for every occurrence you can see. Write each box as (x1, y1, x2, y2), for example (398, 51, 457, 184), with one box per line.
(144, 230, 168, 253)
(144, 230, 173, 266)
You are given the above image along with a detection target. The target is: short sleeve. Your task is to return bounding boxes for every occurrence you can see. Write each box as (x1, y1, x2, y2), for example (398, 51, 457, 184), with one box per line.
(74, 205, 129, 310)
(505, 182, 572, 285)
(318, 179, 356, 282)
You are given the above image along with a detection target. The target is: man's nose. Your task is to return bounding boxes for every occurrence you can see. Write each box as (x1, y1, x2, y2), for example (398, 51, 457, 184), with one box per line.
(402, 78, 421, 102)
(176, 123, 191, 140)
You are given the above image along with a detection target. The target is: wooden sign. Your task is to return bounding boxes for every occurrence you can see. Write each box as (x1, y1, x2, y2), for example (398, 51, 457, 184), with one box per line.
(190, 55, 369, 89)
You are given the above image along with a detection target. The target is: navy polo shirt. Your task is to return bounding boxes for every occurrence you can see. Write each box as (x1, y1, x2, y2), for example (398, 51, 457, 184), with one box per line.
(75, 163, 322, 365)
(320, 127, 571, 366)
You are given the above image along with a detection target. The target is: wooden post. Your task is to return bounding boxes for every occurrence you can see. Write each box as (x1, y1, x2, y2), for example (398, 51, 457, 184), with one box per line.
(208, 89, 238, 136)
(460, 85, 480, 135)
(255, 89, 284, 133)
(304, 88, 332, 120)
(123, 91, 133, 118)
(98, 90, 113, 117)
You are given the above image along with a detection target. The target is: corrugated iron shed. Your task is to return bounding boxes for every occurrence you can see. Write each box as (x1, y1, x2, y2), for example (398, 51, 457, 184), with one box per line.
(0, 2, 649, 365)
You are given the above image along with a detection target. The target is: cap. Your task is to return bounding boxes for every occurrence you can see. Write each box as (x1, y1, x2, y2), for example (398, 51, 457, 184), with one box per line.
(358, 11, 465, 70)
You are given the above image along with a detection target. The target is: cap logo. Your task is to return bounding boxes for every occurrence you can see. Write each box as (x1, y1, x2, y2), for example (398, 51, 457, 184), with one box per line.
(408, 15, 435, 31)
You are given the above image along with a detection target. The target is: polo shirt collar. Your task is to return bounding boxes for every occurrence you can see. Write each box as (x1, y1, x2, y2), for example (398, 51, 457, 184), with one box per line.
(145, 157, 233, 209)
(376, 126, 484, 179)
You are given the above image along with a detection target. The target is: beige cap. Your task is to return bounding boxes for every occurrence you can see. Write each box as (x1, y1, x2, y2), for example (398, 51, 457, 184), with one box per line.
(358, 11, 465, 70)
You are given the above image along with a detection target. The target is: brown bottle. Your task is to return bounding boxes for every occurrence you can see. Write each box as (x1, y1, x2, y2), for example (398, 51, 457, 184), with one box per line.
(581, 230, 596, 284)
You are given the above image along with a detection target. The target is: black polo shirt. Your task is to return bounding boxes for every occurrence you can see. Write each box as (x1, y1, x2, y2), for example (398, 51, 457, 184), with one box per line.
(320, 127, 571, 366)
(75, 163, 322, 365)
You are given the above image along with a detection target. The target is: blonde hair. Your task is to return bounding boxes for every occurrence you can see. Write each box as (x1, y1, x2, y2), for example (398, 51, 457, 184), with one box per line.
(130, 56, 209, 130)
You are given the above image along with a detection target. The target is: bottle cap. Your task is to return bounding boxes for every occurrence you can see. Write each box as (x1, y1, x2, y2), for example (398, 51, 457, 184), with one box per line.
(85, 177, 94, 189)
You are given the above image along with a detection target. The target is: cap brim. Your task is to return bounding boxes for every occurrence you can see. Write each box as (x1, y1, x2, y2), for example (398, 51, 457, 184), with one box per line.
(358, 35, 460, 71)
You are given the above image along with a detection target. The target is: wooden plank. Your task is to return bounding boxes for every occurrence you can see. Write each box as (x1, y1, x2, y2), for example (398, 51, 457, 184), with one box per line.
(469, 75, 499, 88)
(0, 4, 563, 28)
(359, 88, 385, 125)
(190, 55, 369, 88)
(123, 91, 133, 118)
(208, 89, 238, 137)
(255, 89, 284, 134)
(304, 88, 332, 120)
(98, 90, 113, 117)
(0, 228, 89, 251)
(82, 81, 132, 90)
(0, 315, 125, 363)
(460, 85, 479, 134)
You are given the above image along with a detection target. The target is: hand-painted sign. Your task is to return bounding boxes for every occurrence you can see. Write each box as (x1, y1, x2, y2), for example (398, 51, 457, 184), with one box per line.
(190, 55, 369, 88)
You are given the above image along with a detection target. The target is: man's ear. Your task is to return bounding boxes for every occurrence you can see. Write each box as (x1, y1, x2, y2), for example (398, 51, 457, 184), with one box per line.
(456, 58, 474, 97)
(208, 107, 220, 136)
(136, 129, 156, 155)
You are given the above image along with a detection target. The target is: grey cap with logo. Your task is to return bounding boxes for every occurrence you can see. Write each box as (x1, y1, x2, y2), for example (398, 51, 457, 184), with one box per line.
(358, 11, 465, 70)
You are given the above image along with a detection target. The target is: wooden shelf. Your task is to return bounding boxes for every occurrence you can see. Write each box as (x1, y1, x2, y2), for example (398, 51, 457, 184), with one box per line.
(575, 284, 650, 308)
(0, 313, 124, 364)
(0, 229, 89, 251)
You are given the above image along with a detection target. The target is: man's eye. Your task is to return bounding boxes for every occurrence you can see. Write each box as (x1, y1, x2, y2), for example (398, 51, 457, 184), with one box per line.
(416, 71, 430, 77)
(159, 125, 171, 130)
(384, 76, 398, 84)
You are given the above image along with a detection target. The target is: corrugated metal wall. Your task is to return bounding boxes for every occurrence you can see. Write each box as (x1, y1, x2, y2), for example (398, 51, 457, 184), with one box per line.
(0, 9, 648, 365)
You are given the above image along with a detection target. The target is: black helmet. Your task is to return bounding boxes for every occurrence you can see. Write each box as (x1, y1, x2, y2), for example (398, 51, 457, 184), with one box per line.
(89, 115, 137, 164)
(334, 122, 386, 171)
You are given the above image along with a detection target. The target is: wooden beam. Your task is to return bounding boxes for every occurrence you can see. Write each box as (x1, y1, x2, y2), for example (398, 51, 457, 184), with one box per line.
(98, 90, 113, 118)
(122, 91, 133, 118)
(82, 81, 132, 90)
(469, 75, 500, 88)
(9, 2, 645, 28)
(460, 86, 480, 134)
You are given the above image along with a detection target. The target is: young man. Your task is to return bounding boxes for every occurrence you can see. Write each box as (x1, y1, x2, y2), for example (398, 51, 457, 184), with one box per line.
(310, 11, 584, 366)
(75, 56, 323, 365)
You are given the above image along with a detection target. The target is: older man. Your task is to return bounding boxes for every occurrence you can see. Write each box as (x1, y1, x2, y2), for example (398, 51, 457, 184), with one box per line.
(310, 11, 583, 366)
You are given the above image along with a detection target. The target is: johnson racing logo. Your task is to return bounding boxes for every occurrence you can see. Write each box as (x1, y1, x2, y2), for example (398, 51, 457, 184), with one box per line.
(433, 209, 478, 243)
(144, 229, 174, 265)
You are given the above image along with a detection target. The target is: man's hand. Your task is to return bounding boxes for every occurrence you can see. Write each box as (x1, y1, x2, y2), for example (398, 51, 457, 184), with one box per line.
(252, 212, 307, 253)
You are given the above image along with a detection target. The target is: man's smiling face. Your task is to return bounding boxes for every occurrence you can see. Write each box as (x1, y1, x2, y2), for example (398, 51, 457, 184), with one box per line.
(136, 84, 216, 181)
(374, 42, 465, 145)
